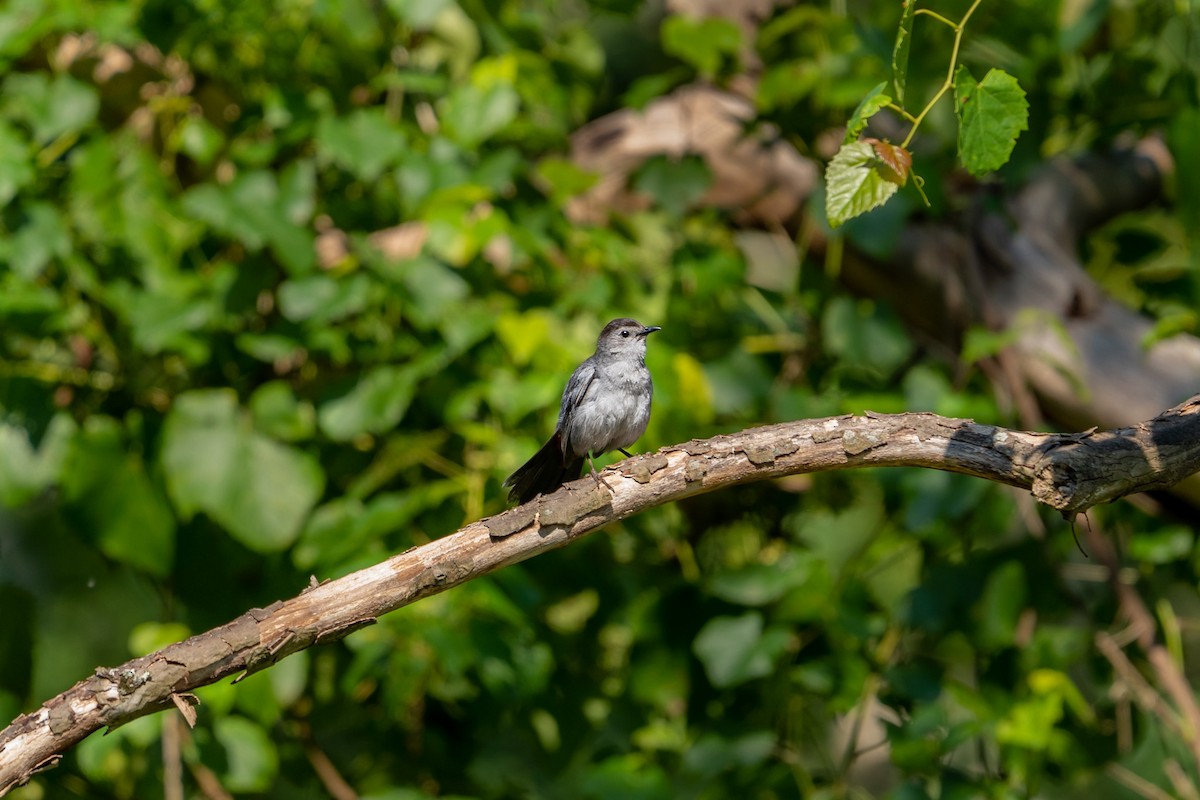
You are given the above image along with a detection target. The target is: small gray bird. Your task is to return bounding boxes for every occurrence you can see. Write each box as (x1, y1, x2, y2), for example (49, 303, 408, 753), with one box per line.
(504, 318, 661, 504)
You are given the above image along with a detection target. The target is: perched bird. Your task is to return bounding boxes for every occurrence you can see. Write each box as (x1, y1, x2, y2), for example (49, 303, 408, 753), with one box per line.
(504, 318, 661, 504)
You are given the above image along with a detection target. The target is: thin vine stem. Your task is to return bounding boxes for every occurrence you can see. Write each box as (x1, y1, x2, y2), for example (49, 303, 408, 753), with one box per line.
(900, 0, 984, 149)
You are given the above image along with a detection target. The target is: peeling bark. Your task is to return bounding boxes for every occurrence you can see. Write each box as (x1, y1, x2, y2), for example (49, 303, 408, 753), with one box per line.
(4, 399, 1200, 794)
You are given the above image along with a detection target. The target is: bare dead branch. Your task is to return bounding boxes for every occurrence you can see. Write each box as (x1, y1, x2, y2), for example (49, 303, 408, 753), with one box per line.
(3, 398, 1200, 794)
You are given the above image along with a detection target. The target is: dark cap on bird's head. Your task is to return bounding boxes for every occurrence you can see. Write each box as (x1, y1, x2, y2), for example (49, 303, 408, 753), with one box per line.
(598, 318, 661, 342)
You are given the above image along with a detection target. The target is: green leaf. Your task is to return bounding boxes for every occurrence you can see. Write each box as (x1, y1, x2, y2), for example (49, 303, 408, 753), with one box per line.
(844, 83, 892, 143)
(0, 414, 74, 507)
(441, 83, 519, 148)
(1128, 525, 1193, 564)
(632, 155, 711, 218)
(580, 754, 671, 800)
(182, 171, 315, 274)
(385, 0, 453, 28)
(2, 72, 99, 143)
(129, 622, 192, 656)
(107, 279, 216, 361)
(1167, 107, 1200, 266)
(394, 256, 470, 328)
(162, 390, 325, 552)
(692, 612, 789, 688)
(0, 121, 34, 205)
(317, 365, 419, 441)
(975, 561, 1026, 650)
(787, 482, 885, 578)
(8, 202, 70, 281)
(176, 115, 225, 165)
(661, 16, 742, 77)
(316, 108, 408, 181)
(707, 554, 815, 606)
(61, 417, 175, 576)
(955, 67, 1029, 176)
(250, 381, 316, 442)
(214, 716, 279, 792)
(533, 156, 598, 203)
(892, 0, 915, 104)
(277, 273, 374, 323)
(824, 140, 901, 228)
(683, 731, 776, 778)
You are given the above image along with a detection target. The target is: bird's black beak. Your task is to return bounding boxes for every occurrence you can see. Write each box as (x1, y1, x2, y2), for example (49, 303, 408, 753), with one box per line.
(640, 326, 662, 337)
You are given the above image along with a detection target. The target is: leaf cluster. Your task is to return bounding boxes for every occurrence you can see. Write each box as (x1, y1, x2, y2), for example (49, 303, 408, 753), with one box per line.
(1, 1, 1199, 798)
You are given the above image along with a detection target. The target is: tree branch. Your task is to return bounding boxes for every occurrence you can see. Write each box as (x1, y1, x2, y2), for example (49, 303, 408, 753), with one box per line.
(4, 398, 1200, 794)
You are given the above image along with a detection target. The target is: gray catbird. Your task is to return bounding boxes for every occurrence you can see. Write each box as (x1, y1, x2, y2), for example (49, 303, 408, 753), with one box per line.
(504, 318, 661, 504)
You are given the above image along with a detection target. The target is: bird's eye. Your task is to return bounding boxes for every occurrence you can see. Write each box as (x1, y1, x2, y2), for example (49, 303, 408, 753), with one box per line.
(620, 330, 630, 338)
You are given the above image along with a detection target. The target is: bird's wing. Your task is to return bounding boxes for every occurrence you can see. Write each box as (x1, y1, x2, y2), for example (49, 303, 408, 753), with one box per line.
(557, 357, 596, 446)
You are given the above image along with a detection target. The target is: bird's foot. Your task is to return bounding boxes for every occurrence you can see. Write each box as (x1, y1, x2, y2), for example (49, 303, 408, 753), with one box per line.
(587, 451, 615, 493)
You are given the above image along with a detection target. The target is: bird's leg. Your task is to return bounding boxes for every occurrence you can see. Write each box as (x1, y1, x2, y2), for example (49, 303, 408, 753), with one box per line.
(587, 450, 614, 492)
(617, 448, 633, 458)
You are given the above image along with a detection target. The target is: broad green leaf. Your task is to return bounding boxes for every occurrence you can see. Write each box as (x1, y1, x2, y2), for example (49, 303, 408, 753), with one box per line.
(128, 622, 191, 656)
(441, 83, 519, 148)
(396, 256, 469, 328)
(176, 115, 224, 165)
(0, 414, 74, 507)
(632, 155, 711, 218)
(975, 560, 1026, 650)
(821, 296, 914, 376)
(533, 156, 598, 203)
(672, 351, 714, 424)
(955, 67, 1029, 176)
(106, 279, 215, 361)
(76, 717, 161, 784)
(182, 171, 315, 274)
(317, 365, 419, 441)
(0, 121, 33, 205)
(8, 203, 70, 281)
(682, 731, 776, 778)
(250, 381, 316, 442)
(824, 140, 901, 228)
(787, 481, 884, 578)
(62, 417, 175, 577)
(707, 554, 814, 606)
(1167, 107, 1200, 270)
(0, 0, 55, 64)
(692, 612, 789, 688)
(496, 310, 553, 367)
(865, 539, 923, 612)
(1128, 525, 1193, 564)
(661, 16, 742, 77)
(2, 72, 98, 143)
(579, 754, 671, 799)
(316, 108, 408, 181)
(844, 83, 892, 143)
(385, 0, 453, 28)
(891, 0, 915, 103)
(68, 136, 121, 246)
(214, 716, 279, 793)
(278, 273, 374, 323)
(162, 390, 325, 552)
(117, 146, 202, 278)
(544, 589, 600, 634)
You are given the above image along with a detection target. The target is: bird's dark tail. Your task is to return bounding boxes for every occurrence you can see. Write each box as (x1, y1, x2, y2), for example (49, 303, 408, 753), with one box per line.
(504, 431, 583, 504)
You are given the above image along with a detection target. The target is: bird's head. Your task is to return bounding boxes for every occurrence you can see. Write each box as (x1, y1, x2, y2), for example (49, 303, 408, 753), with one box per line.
(596, 318, 661, 358)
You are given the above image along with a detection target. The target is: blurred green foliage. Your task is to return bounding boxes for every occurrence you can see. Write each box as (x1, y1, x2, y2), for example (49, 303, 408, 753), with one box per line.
(1, 0, 1199, 798)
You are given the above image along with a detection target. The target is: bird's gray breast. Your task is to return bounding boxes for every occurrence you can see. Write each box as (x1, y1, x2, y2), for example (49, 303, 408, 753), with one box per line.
(563, 364, 653, 456)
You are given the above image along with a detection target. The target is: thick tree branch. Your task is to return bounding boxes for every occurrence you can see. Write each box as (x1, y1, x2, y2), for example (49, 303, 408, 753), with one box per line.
(4, 398, 1200, 794)
(567, 85, 1200, 506)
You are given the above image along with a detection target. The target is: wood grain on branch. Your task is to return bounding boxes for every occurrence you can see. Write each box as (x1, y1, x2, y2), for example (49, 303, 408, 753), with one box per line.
(4, 398, 1200, 794)
(567, 84, 1199, 507)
